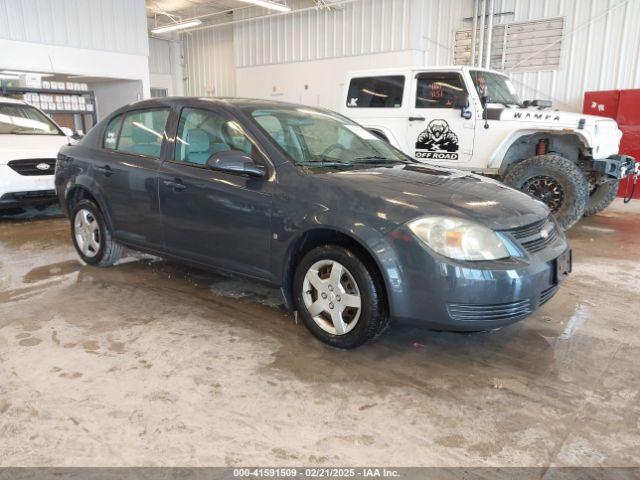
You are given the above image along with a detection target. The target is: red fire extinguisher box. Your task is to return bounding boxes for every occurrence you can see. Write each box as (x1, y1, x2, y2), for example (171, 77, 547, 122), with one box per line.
(583, 89, 640, 199)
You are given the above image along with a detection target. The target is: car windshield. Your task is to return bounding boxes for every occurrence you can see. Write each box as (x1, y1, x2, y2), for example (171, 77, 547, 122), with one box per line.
(246, 106, 413, 171)
(470, 70, 521, 106)
(0, 103, 62, 135)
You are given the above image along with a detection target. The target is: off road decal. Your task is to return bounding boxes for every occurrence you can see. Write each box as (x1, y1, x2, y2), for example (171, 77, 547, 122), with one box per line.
(415, 119, 459, 160)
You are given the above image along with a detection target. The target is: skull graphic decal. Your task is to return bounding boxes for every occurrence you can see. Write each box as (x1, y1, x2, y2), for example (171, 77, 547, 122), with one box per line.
(415, 119, 459, 160)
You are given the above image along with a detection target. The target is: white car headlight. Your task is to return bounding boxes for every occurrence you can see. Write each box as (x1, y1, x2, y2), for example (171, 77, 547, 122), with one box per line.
(407, 216, 509, 261)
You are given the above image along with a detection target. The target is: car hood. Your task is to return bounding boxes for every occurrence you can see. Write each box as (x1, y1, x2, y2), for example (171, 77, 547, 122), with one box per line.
(317, 163, 549, 231)
(0, 134, 69, 165)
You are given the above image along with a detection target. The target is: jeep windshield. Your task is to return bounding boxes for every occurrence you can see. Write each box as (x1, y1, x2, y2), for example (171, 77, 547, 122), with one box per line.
(0, 103, 63, 135)
(246, 106, 413, 171)
(470, 70, 521, 107)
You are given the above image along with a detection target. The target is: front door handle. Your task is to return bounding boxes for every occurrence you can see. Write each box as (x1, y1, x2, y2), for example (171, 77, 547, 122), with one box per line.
(408, 116, 426, 122)
(163, 179, 187, 192)
(97, 165, 114, 177)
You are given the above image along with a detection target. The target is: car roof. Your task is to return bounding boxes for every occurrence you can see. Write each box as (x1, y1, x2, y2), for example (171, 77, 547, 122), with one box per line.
(0, 96, 26, 105)
(119, 96, 334, 114)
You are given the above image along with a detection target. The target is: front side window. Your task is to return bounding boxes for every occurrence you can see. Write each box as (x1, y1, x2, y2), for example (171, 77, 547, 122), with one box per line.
(247, 106, 412, 172)
(346, 76, 405, 108)
(116, 108, 170, 158)
(470, 70, 521, 106)
(175, 108, 258, 166)
(415, 72, 467, 109)
(0, 103, 62, 135)
(103, 114, 122, 150)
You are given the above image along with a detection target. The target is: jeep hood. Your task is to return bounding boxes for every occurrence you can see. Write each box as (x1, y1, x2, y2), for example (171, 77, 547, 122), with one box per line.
(318, 163, 549, 231)
(490, 106, 618, 129)
(0, 134, 68, 165)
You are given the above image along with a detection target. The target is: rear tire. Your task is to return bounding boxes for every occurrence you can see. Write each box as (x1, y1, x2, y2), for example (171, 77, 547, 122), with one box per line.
(70, 199, 123, 266)
(503, 154, 589, 230)
(293, 245, 389, 349)
(585, 177, 618, 216)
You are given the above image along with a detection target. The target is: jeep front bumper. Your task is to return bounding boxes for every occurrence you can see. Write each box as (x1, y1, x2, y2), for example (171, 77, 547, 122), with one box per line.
(587, 154, 639, 180)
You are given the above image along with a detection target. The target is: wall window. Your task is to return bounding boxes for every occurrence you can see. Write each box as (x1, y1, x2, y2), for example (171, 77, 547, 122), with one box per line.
(103, 114, 122, 150)
(346, 76, 405, 108)
(175, 108, 256, 166)
(415, 72, 467, 109)
(116, 108, 170, 158)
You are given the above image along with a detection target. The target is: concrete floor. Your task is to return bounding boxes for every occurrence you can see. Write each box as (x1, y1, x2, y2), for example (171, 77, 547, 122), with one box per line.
(0, 200, 639, 467)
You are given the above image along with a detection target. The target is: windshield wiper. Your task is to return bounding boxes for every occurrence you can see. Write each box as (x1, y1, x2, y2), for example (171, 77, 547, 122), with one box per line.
(298, 160, 353, 169)
(354, 156, 411, 165)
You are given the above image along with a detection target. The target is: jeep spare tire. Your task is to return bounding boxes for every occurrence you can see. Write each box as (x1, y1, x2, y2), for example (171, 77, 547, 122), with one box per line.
(584, 176, 619, 216)
(504, 155, 589, 230)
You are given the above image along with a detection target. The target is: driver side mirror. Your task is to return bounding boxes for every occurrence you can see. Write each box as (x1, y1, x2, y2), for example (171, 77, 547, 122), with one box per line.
(206, 150, 266, 178)
(454, 94, 472, 120)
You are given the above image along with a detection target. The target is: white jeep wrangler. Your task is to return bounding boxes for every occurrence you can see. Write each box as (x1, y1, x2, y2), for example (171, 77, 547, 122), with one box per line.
(341, 66, 638, 229)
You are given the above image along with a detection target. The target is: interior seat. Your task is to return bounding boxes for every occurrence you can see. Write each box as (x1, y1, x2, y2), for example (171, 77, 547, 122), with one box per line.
(185, 128, 230, 165)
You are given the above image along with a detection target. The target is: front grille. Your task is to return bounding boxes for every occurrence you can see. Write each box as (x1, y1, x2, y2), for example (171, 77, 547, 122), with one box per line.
(500, 216, 559, 254)
(539, 285, 559, 306)
(7, 158, 56, 176)
(447, 299, 532, 322)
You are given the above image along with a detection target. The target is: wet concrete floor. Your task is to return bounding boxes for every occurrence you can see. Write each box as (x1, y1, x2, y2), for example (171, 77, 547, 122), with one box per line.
(0, 200, 639, 466)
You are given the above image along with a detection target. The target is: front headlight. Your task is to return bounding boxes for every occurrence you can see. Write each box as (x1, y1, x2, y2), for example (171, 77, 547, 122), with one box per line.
(407, 216, 509, 261)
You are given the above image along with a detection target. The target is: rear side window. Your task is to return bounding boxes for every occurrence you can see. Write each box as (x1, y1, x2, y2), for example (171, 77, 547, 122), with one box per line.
(346, 76, 404, 108)
(415, 72, 467, 109)
(103, 114, 122, 150)
(116, 108, 170, 158)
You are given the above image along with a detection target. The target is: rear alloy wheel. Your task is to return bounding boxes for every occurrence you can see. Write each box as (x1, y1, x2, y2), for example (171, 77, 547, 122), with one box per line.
(294, 245, 389, 349)
(584, 175, 619, 216)
(504, 154, 589, 230)
(70, 199, 123, 266)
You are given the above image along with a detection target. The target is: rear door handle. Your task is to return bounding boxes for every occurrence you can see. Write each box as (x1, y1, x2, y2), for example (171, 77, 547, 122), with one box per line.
(163, 179, 187, 192)
(408, 116, 425, 122)
(97, 165, 114, 177)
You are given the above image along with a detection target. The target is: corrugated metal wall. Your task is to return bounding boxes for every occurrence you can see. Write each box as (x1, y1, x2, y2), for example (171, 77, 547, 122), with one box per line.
(0, 0, 148, 55)
(233, 0, 413, 67)
(149, 37, 172, 75)
(492, 0, 640, 110)
(180, 0, 639, 110)
(182, 25, 236, 96)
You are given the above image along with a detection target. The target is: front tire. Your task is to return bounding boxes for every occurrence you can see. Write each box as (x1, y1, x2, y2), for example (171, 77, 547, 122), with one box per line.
(293, 245, 389, 349)
(70, 199, 123, 266)
(503, 154, 589, 230)
(585, 176, 618, 216)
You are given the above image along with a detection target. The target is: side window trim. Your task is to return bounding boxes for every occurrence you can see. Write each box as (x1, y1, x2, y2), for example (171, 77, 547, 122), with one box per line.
(112, 106, 171, 160)
(414, 71, 468, 109)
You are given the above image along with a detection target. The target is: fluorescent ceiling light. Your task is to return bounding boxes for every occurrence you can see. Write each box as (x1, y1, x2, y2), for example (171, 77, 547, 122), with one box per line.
(1, 70, 54, 77)
(237, 0, 291, 12)
(151, 19, 202, 34)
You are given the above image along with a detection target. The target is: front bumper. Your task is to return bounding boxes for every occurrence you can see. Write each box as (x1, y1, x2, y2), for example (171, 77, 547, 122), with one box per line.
(586, 154, 638, 180)
(0, 164, 57, 210)
(384, 221, 570, 331)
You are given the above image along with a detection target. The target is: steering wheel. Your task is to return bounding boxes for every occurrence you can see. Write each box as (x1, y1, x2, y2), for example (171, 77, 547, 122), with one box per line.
(319, 143, 349, 161)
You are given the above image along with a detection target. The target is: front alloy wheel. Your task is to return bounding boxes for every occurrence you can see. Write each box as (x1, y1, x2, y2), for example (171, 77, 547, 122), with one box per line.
(302, 259, 362, 335)
(293, 245, 389, 349)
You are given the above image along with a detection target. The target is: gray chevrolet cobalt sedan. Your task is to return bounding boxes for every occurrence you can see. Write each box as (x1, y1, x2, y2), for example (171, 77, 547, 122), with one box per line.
(55, 97, 572, 348)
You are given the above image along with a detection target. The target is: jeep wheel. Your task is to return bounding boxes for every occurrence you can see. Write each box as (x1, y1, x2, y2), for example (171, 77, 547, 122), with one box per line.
(293, 245, 389, 349)
(70, 199, 123, 266)
(504, 155, 589, 230)
(584, 175, 619, 216)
